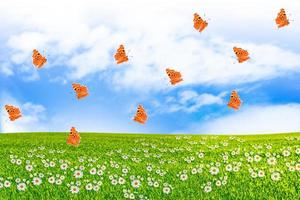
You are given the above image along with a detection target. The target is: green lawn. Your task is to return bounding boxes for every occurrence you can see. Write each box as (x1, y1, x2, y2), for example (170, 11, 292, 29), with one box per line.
(0, 132, 300, 199)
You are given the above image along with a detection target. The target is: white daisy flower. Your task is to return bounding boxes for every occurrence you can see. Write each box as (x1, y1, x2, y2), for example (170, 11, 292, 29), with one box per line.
(122, 168, 129, 174)
(11, 159, 16, 164)
(204, 185, 212, 193)
(180, 174, 188, 181)
(32, 177, 42, 185)
(223, 155, 228, 160)
(146, 166, 152, 172)
(247, 157, 253, 162)
(254, 155, 261, 162)
(295, 163, 300, 171)
(282, 150, 291, 157)
(198, 152, 204, 158)
(271, 172, 281, 181)
(97, 170, 103, 176)
(56, 179, 62, 185)
(4, 180, 11, 188)
(163, 186, 171, 194)
(60, 163, 68, 170)
(90, 168, 97, 175)
(131, 179, 141, 188)
(233, 166, 240, 172)
(288, 166, 295, 172)
(70, 185, 79, 194)
(153, 181, 159, 188)
(210, 167, 219, 175)
(118, 177, 126, 185)
(25, 165, 33, 172)
(258, 170, 265, 177)
(74, 170, 83, 179)
(76, 181, 81, 186)
(251, 172, 257, 178)
(85, 183, 93, 191)
(111, 179, 118, 185)
(100, 165, 106, 170)
(216, 180, 222, 187)
(226, 164, 232, 172)
(191, 168, 197, 174)
(49, 161, 56, 167)
(17, 183, 26, 191)
(267, 157, 277, 165)
(197, 168, 203, 173)
(93, 185, 100, 191)
(266, 144, 272, 149)
(129, 193, 135, 199)
(48, 176, 55, 184)
(16, 159, 22, 165)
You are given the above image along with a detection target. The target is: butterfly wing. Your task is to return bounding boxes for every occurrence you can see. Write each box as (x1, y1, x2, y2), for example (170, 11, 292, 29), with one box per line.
(32, 49, 47, 68)
(276, 9, 289, 28)
(193, 13, 208, 32)
(198, 20, 208, 32)
(67, 127, 80, 146)
(193, 14, 201, 30)
(167, 69, 183, 85)
(78, 85, 89, 99)
(234, 47, 249, 63)
(115, 45, 129, 64)
(133, 105, 147, 124)
(228, 91, 242, 110)
(72, 83, 88, 99)
(5, 105, 22, 121)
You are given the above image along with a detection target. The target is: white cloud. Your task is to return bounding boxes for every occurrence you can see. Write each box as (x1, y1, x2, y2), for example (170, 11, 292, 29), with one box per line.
(0, 93, 47, 133)
(0, 62, 13, 76)
(0, 92, 152, 133)
(1, 0, 300, 90)
(191, 104, 300, 134)
(155, 90, 225, 113)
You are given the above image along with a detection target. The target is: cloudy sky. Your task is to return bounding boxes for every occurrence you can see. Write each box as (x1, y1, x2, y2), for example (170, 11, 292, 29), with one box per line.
(1, 0, 300, 134)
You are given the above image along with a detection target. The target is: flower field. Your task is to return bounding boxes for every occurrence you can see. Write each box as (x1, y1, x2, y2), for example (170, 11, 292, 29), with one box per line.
(0, 132, 300, 199)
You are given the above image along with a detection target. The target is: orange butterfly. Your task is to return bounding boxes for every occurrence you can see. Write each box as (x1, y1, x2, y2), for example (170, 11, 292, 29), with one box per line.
(133, 105, 148, 124)
(233, 47, 250, 63)
(114, 44, 129, 64)
(72, 83, 89, 99)
(166, 68, 183, 85)
(275, 8, 289, 28)
(4, 104, 22, 121)
(227, 90, 242, 110)
(193, 13, 208, 32)
(32, 49, 47, 69)
(66, 127, 81, 147)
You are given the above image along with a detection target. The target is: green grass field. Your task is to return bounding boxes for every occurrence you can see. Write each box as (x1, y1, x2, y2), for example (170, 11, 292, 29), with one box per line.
(0, 132, 300, 199)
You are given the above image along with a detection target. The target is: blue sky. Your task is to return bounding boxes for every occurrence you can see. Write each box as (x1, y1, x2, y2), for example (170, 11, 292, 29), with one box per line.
(1, 0, 300, 134)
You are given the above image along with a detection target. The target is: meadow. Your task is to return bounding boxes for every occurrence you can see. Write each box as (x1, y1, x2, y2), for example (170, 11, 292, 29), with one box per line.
(0, 132, 300, 200)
